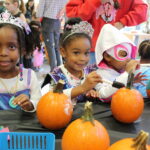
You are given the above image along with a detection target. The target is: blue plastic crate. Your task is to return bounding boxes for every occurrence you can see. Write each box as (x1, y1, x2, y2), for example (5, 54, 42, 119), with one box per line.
(0, 132, 55, 150)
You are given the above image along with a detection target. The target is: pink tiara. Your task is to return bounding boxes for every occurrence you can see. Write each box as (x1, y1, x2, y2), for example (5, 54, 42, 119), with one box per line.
(63, 21, 94, 42)
(0, 11, 31, 34)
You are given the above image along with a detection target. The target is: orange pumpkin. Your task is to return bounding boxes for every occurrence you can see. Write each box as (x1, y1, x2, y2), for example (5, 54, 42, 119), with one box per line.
(111, 87, 144, 123)
(62, 102, 110, 150)
(146, 80, 150, 98)
(107, 130, 150, 150)
(37, 80, 73, 130)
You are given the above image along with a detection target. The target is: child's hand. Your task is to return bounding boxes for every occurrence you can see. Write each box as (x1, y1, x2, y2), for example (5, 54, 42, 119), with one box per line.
(125, 60, 140, 73)
(134, 72, 148, 86)
(13, 94, 34, 111)
(81, 71, 102, 92)
(86, 89, 100, 98)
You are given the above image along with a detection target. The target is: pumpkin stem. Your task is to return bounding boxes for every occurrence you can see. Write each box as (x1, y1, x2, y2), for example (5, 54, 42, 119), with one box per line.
(53, 80, 65, 93)
(126, 71, 134, 89)
(81, 101, 94, 125)
(132, 130, 149, 150)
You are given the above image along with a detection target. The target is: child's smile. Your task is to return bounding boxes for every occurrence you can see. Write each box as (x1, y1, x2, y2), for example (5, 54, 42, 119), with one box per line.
(61, 37, 91, 78)
(0, 26, 19, 77)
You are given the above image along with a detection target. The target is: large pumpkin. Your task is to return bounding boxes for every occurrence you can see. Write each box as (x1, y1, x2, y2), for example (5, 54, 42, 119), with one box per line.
(107, 130, 150, 150)
(62, 102, 110, 150)
(146, 80, 150, 98)
(111, 73, 144, 123)
(37, 80, 73, 130)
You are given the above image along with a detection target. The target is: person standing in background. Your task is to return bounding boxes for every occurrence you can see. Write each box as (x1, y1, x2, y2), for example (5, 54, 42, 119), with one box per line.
(66, 0, 148, 64)
(36, 0, 68, 71)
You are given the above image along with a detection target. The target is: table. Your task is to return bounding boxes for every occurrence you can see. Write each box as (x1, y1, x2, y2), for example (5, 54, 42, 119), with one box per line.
(123, 31, 150, 47)
(0, 99, 150, 150)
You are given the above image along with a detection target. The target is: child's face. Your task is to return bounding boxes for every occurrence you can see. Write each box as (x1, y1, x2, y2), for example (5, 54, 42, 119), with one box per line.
(61, 37, 91, 73)
(104, 51, 131, 72)
(0, 26, 19, 73)
(5, 0, 17, 13)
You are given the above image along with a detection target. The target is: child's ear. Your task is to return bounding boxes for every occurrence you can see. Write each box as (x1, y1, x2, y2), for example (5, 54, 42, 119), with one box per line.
(60, 47, 66, 58)
(103, 52, 112, 62)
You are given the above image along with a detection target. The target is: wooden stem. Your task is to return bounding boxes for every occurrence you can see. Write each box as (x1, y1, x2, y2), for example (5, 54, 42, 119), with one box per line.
(132, 130, 149, 150)
(53, 80, 65, 93)
(127, 72, 134, 89)
(81, 101, 94, 125)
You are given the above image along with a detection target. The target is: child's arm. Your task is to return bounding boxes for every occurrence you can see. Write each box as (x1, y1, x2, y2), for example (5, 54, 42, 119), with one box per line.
(66, 0, 101, 20)
(13, 94, 34, 111)
(70, 71, 102, 99)
(95, 60, 140, 101)
(14, 70, 41, 112)
(42, 71, 102, 99)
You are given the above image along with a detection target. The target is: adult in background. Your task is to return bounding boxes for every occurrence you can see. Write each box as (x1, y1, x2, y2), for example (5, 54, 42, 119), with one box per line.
(36, 0, 68, 71)
(66, 0, 148, 64)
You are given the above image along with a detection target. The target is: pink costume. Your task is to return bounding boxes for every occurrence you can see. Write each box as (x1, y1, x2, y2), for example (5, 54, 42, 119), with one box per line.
(33, 48, 44, 67)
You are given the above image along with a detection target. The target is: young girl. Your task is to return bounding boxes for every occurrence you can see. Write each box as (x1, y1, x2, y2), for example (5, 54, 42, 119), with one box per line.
(0, 11, 41, 111)
(31, 21, 44, 71)
(4, 0, 26, 22)
(42, 18, 102, 102)
(93, 24, 141, 102)
(134, 40, 150, 98)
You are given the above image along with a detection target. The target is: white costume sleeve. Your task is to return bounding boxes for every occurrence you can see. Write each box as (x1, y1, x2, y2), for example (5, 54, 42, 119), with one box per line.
(27, 70, 42, 112)
(95, 72, 129, 99)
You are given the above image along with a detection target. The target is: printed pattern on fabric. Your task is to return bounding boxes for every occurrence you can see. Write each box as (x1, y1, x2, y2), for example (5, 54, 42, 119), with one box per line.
(49, 64, 98, 101)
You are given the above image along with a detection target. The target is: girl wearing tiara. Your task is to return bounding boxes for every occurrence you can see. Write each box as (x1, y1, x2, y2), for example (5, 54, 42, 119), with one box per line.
(5, 0, 26, 22)
(0, 11, 41, 111)
(42, 18, 102, 102)
(91, 24, 142, 102)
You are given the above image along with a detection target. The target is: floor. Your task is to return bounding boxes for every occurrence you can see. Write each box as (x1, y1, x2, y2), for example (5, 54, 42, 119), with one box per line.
(35, 59, 50, 86)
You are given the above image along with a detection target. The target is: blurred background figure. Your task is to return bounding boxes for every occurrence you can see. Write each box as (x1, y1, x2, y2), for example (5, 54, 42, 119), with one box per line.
(36, 0, 68, 71)
(4, 0, 26, 22)
(25, 0, 35, 23)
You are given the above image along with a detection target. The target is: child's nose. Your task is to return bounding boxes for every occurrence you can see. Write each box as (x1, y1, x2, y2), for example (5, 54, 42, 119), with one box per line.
(0, 47, 8, 56)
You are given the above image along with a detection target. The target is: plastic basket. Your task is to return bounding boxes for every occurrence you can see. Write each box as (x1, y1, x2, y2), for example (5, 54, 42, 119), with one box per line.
(0, 132, 55, 150)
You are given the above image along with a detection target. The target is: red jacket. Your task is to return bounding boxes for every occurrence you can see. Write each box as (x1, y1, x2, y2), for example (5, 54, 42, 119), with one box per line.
(66, 0, 148, 52)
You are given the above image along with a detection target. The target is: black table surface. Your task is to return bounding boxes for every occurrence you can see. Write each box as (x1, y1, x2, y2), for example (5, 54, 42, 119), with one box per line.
(0, 99, 150, 150)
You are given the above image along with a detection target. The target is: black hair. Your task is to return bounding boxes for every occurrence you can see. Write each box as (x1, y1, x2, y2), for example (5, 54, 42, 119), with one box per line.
(29, 20, 41, 51)
(0, 23, 34, 64)
(60, 17, 92, 49)
(114, 0, 120, 9)
(26, 0, 34, 13)
(138, 40, 150, 60)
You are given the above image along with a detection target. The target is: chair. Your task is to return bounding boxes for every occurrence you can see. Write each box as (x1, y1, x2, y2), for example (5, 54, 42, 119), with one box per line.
(0, 132, 55, 150)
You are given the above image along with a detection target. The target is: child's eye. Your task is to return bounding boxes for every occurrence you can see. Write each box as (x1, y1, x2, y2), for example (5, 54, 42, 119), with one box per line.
(118, 50, 127, 57)
(8, 45, 17, 50)
(73, 51, 80, 55)
(85, 52, 90, 56)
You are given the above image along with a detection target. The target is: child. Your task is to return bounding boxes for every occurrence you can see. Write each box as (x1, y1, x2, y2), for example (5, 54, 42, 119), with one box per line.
(42, 18, 102, 102)
(134, 40, 150, 98)
(0, 11, 41, 111)
(29, 21, 44, 71)
(4, 0, 26, 22)
(93, 24, 141, 102)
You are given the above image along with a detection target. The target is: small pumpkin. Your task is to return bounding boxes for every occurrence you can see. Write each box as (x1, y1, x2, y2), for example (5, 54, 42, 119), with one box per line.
(107, 130, 150, 150)
(62, 101, 110, 150)
(146, 80, 150, 98)
(37, 80, 73, 130)
(111, 73, 144, 123)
